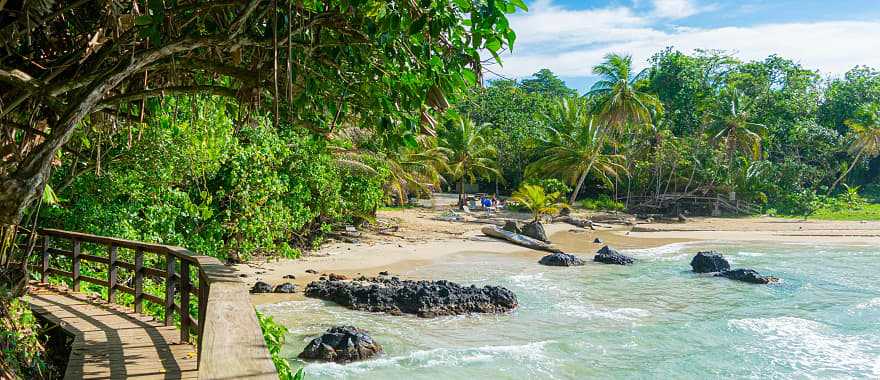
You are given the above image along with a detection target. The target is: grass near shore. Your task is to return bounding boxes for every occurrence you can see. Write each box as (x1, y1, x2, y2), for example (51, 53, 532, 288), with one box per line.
(809, 202, 880, 221)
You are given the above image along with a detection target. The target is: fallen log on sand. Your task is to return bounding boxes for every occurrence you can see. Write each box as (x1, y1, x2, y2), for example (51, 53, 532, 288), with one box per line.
(481, 225, 563, 253)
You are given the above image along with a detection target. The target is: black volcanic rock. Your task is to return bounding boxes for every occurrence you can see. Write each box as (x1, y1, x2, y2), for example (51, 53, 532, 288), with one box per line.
(304, 277, 517, 317)
(521, 221, 549, 242)
(538, 252, 586, 266)
(273, 283, 296, 293)
(250, 281, 272, 293)
(718, 269, 779, 284)
(593, 245, 634, 265)
(690, 251, 731, 273)
(298, 326, 382, 362)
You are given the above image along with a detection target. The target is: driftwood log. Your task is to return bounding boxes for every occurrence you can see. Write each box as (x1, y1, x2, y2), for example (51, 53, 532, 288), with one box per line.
(481, 226, 562, 253)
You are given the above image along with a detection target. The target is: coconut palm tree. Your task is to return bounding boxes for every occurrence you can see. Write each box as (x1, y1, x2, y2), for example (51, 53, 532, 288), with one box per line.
(587, 53, 663, 132)
(510, 184, 566, 222)
(707, 88, 765, 164)
(438, 118, 500, 207)
(827, 103, 880, 195)
(527, 98, 626, 204)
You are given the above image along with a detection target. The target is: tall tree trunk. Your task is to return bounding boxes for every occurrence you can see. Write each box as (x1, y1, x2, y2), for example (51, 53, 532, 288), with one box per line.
(827, 148, 864, 196)
(570, 159, 596, 205)
(458, 178, 465, 208)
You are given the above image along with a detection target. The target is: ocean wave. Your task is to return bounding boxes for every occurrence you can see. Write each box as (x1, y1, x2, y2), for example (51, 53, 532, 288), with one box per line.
(625, 242, 696, 260)
(853, 298, 880, 310)
(303, 340, 555, 378)
(554, 301, 650, 321)
(729, 316, 880, 376)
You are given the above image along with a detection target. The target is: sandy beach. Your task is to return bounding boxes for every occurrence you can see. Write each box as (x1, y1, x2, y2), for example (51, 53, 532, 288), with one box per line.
(239, 204, 880, 305)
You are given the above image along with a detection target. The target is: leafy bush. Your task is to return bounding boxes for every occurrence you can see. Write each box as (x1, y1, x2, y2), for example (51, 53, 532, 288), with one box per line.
(580, 195, 625, 211)
(510, 184, 566, 221)
(257, 311, 304, 380)
(523, 178, 571, 197)
(1, 296, 49, 379)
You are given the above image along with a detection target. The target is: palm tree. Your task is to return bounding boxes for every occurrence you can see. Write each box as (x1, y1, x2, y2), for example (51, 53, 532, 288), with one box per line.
(587, 53, 663, 132)
(827, 103, 880, 195)
(510, 184, 566, 222)
(438, 118, 500, 207)
(527, 98, 626, 204)
(707, 88, 765, 164)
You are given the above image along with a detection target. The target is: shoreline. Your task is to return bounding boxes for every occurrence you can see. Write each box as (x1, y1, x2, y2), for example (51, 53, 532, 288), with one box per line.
(240, 211, 880, 305)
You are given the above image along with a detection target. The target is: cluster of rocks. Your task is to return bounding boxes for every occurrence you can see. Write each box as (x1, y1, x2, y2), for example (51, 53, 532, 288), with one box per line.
(299, 326, 382, 363)
(303, 276, 518, 317)
(250, 281, 297, 293)
(690, 251, 779, 284)
(593, 245, 635, 265)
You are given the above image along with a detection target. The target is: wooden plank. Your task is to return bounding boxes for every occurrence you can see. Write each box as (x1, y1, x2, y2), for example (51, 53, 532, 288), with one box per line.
(71, 240, 81, 292)
(164, 254, 176, 326)
(41, 235, 49, 283)
(46, 267, 73, 278)
(180, 260, 191, 343)
(48, 247, 72, 257)
(142, 266, 166, 279)
(108, 245, 118, 304)
(78, 275, 109, 287)
(78, 253, 109, 265)
(198, 281, 278, 380)
(134, 248, 144, 314)
(142, 293, 164, 306)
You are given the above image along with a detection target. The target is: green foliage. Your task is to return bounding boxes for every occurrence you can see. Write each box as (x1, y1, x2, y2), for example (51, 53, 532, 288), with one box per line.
(1, 296, 49, 379)
(523, 178, 571, 197)
(257, 311, 304, 380)
(510, 184, 566, 221)
(580, 195, 625, 212)
(438, 117, 500, 201)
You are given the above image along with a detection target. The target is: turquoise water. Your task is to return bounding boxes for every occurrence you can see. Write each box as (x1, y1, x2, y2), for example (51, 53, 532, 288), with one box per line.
(258, 241, 880, 379)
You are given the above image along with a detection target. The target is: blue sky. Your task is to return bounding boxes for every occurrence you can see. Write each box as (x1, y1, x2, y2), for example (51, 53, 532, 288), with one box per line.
(490, 0, 880, 92)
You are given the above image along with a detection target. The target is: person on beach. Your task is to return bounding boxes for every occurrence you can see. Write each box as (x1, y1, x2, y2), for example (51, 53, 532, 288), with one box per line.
(481, 196, 493, 216)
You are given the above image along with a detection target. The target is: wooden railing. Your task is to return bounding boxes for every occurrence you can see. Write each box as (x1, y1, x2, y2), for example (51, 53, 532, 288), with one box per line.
(29, 228, 278, 380)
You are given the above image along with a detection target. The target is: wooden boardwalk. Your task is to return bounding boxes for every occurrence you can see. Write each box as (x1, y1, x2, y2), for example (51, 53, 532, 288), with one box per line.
(30, 286, 199, 380)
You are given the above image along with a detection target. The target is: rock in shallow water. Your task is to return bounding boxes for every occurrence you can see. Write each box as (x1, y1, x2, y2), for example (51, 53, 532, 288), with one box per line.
(593, 245, 634, 265)
(717, 269, 779, 284)
(250, 281, 272, 293)
(298, 326, 382, 362)
(690, 251, 731, 273)
(538, 252, 586, 266)
(304, 277, 518, 317)
(273, 283, 296, 293)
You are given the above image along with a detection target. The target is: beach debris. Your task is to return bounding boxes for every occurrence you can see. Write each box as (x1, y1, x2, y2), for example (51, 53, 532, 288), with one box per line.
(435, 210, 465, 222)
(558, 206, 571, 216)
(690, 251, 731, 273)
(538, 252, 586, 266)
(521, 221, 550, 242)
(593, 238, 603, 243)
(298, 326, 383, 363)
(378, 271, 390, 276)
(304, 277, 518, 317)
(273, 283, 297, 293)
(250, 281, 273, 293)
(283, 274, 296, 279)
(553, 215, 595, 230)
(594, 245, 635, 265)
(305, 269, 319, 274)
(481, 225, 562, 253)
(717, 269, 778, 284)
(690, 252, 778, 284)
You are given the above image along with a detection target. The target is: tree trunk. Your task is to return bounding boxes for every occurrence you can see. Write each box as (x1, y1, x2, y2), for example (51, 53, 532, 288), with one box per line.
(458, 178, 465, 208)
(570, 159, 596, 205)
(827, 149, 864, 196)
(0, 223, 27, 298)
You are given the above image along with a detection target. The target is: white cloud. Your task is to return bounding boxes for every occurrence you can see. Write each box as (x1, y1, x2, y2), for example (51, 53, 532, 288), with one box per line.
(493, 1, 880, 80)
(651, 0, 702, 19)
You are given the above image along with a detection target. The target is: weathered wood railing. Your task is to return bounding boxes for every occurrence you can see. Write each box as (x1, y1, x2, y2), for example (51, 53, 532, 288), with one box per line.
(29, 228, 278, 379)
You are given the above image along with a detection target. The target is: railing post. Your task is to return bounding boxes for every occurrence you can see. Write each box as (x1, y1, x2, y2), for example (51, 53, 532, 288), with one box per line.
(134, 248, 144, 313)
(40, 235, 50, 284)
(107, 245, 118, 304)
(179, 260, 191, 343)
(197, 270, 208, 359)
(72, 240, 81, 292)
(164, 253, 176, 326)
